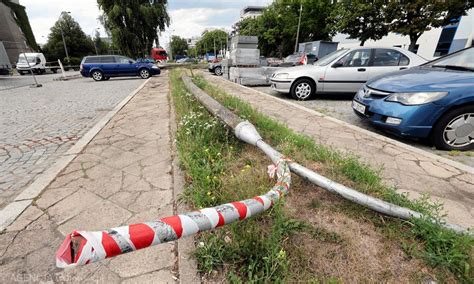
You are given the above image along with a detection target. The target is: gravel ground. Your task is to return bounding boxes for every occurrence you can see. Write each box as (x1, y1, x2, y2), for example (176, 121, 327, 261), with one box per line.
(251, 86, 474, 167)
(0, 74, 146, 208)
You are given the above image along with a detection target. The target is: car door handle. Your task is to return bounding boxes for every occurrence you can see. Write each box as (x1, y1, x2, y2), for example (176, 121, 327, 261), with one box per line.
(399, 67, 408, 70)
(357, 68, 366, 72)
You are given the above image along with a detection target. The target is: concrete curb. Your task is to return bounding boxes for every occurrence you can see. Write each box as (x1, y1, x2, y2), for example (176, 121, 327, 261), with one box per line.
(53, 74, 82, 81)
(0, 78, 151, 232)
(212, 75, 474, 175)
(169, 76, 200, 283)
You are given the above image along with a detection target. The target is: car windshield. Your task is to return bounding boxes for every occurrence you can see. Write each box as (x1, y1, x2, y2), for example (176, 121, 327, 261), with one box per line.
(118, 56, 136, 64)
(427, 47, 474, 71)
(284, 54, 300, 62)
(18, 56, 36, 63)
(314, 49, 348, 66)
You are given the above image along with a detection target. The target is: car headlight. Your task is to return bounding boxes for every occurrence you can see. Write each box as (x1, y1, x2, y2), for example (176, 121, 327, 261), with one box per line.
(274, 73, 289, 79)
(152, 65, 159, 69)
(386, 92, 448, 105)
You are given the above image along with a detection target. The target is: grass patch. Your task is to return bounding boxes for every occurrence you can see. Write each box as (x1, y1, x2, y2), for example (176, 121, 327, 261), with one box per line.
(189, 72, 473, 282)
(171, 70, 310, 281)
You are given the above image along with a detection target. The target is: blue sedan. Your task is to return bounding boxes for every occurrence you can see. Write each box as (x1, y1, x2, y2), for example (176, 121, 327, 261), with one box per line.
(353, 47, 474, 151)
(80, 55, 160, 81)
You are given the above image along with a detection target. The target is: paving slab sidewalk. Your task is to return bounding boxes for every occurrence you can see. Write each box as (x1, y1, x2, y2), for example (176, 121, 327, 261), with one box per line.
(0, 72, 199, 283)
(203, 72, 474, 229)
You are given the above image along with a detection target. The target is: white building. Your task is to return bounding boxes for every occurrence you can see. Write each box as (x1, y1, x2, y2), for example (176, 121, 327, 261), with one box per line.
(186, 36, 201, 49)
(240, 6, 265, 19)
(232, 6, 266, 35)
(335, 8, 473, 60)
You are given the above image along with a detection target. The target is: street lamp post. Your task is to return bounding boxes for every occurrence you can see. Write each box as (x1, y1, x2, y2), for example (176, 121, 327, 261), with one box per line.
(294, 1, 303, 54)
(58, 11, 71, 64)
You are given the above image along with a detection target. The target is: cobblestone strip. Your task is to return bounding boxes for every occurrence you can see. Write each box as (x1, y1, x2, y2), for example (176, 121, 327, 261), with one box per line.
(0, 79, 150, 231)
(203, 72, 474, 229)
(1, 76, 145, 208)
(0, 72, 189, 282)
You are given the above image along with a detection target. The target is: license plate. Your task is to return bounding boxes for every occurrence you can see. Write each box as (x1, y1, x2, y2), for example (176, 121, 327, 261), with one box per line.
(352, 100, 366, 114)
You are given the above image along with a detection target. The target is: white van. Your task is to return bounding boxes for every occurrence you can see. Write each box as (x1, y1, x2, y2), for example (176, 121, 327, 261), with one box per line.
(16, 53, 47, 75)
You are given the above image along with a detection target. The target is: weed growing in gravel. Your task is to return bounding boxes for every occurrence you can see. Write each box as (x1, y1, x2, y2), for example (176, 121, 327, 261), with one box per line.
(191, 73, 474, 282)
(171, 70, 310, 282)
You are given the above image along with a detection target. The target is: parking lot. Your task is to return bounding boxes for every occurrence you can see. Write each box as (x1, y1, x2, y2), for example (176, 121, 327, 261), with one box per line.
(0, 73, 145, 208)
(0, 71, 78, 91)
(252, 86, 474, 167)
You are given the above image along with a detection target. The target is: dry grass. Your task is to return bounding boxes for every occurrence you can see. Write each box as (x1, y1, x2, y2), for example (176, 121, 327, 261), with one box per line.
(285, 177, 457, 282)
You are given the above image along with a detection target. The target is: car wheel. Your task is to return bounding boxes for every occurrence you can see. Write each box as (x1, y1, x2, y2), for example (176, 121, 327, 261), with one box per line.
(214, 66, 223, 76)
(19, 71, 25, 76)
(91, 70, 104, 81)
(290, 78, 315, 101)
(433, 105, 474, 151)
(139, 68, 151, 79)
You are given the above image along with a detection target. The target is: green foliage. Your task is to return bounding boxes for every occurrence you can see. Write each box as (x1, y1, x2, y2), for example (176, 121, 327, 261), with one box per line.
(98, 0, 169, 58)
(171, 70, 306, 281)
(386, 0, 474, 51)
(170, 35, 188, 57)
(92, 30, 112, 55)
(407, 217, 474, 281)
(237, 0, 333, 57)
(42, 13, 94, 62)
(195, 29, 228, 55)
(329, 0, 389, 46)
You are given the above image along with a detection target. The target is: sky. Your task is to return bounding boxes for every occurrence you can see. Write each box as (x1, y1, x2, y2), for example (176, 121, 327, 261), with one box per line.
(19, 0, 273, 47)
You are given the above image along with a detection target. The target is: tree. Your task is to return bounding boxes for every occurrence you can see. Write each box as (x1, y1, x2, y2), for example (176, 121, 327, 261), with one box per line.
(92, 30, 111, 55)
(98, 0, 169, 58)
(170, 35, 188, 57)
(386, 0, 474, 52)
(237, 0, 333, 57)
(329, 0, 389, 46)
(42, 13, 94, 63)
(195, 29, 228, 55)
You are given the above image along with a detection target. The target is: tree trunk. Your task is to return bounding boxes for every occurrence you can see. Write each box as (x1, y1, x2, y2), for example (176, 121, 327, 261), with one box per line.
(360, 40, 365, 46)
(408, 34, 419, 52)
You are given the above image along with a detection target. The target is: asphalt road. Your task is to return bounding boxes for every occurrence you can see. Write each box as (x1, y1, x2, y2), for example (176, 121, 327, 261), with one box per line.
(0, 73, 146, 208)
(251, 86, 474, 167)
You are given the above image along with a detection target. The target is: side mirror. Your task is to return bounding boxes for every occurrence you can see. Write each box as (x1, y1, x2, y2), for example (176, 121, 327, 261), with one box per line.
(129, 60, 133, 64)
(332, 61, 343, 68)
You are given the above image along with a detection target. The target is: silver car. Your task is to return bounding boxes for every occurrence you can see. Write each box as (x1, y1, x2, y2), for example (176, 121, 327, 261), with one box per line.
(270, 47, 426, 100)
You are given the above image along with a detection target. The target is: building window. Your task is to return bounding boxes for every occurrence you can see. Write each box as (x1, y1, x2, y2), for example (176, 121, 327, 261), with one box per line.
(433, 18, 460, 57)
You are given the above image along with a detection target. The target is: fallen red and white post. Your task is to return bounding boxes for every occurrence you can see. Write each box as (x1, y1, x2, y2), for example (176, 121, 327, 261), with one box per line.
(55, 159, 291, 268)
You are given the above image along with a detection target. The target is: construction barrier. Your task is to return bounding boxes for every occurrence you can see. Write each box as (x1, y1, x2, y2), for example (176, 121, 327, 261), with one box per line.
(56, 159, 291, 268)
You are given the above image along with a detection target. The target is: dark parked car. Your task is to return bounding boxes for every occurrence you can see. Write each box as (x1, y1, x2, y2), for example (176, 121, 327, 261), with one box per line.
(177, 57, 196, 63)
(80, 55, 160, 81)
(279, 53, 318, 67)
(267, 57, 283, 67)
(353, 47, 474, 151)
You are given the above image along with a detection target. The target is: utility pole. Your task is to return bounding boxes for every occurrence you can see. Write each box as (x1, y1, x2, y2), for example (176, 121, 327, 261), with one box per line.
(58, 11, 71, 63)
(294, 1, 303, 54)
(213, 37, 216, 59)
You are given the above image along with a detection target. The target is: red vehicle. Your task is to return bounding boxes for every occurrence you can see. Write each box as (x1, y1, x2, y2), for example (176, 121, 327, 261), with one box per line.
(151, 48, 168, 62)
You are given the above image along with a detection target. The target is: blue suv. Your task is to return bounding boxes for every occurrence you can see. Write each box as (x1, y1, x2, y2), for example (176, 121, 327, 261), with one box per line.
(80, 55, 160, 81)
